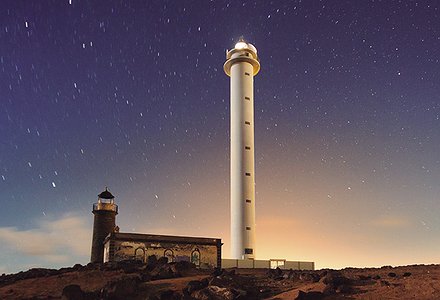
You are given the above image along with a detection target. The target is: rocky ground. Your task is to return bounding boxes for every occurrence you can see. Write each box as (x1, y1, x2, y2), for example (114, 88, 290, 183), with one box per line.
(1, 259, 440, 299)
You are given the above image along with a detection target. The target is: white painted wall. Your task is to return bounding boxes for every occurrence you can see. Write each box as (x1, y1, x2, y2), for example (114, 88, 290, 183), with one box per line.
(221, 259, 315, 270)
(225, 43, 259, 260)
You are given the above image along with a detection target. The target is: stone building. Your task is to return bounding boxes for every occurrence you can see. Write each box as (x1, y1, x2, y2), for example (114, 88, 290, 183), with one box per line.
(103, 232, 222, 268)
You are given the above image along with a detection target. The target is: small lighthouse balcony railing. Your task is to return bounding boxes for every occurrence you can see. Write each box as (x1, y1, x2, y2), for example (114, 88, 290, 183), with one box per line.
(93, 202, 118, 213)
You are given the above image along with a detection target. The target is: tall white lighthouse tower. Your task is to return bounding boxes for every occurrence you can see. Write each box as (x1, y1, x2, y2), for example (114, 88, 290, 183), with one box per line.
(224, 39, 260, 259)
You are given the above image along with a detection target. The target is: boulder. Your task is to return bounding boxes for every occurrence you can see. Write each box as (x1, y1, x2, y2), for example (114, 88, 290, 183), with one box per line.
(211, 268, 223, 277)
(224, 269, 235, 276)
(151, 264, 181, 280)
(157, 256, 169, 265)
(72, 264, 83, 271)
(101, 275, 141, 299)
(159, 289, 182, 300)
(192, 285, 237, 300)
(267, 267, 283, 280)
(358, 275, 372, 280)
(336, 284, 353, 294)
(209, 276, 226, 287)
(173, 261, 196, 272)
(147, 255, 158, 269)
(62, 284, 84, 300)
(295, 290, 325, 300)
(318, 270, 328, 278)
(320, 271, 349, 285)
(85, 262, 101, 271)
(184, 279, 209, 295)
(299, 272, 320, 283)
(287, 269, 296, 279)
(319, 270, 351, 294)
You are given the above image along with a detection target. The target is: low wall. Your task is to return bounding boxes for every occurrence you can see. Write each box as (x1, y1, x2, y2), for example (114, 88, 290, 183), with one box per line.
(221, 259, 314, 270)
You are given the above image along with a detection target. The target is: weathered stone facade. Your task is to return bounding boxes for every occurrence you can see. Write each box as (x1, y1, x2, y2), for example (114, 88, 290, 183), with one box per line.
(104, 232, 222, 268)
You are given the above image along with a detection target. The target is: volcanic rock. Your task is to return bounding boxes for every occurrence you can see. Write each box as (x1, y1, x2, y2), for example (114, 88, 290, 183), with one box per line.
(295, 290, 325, 300)
(159, 289, 182, 300)
(61, 284, 84, 300)
(192, 285, 239, 300)
(299, 272, 320, 282)
(184, 278, 209, 295)
(101, 275, 141, 299)
(320, 270, 351, 294)
(267, 267, 283, 280)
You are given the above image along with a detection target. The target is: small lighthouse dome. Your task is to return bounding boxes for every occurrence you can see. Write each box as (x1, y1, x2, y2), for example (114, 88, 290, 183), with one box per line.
(234, 41, 248, 50)
(98, 188, 114, 199)
(234, 41, 257, 54)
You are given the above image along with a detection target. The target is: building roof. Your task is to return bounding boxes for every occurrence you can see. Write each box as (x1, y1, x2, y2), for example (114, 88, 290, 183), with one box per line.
(98, 188, 114, 199)
(105, 232, 221, 246)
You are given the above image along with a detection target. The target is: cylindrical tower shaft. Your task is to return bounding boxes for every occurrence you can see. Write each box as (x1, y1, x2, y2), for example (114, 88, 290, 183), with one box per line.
(90, 189, 118, 263)
(224, 41, 260, 259)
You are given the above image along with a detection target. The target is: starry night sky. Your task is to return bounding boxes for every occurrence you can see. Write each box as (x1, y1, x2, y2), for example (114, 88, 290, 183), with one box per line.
(1, 1, 440, 273)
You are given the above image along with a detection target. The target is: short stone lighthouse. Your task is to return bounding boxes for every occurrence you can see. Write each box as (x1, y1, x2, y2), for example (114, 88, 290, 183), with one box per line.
(90, 188, 118, 263)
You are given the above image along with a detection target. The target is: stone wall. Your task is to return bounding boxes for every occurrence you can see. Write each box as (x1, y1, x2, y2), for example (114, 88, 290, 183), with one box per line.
(110, 240, 219, 268)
